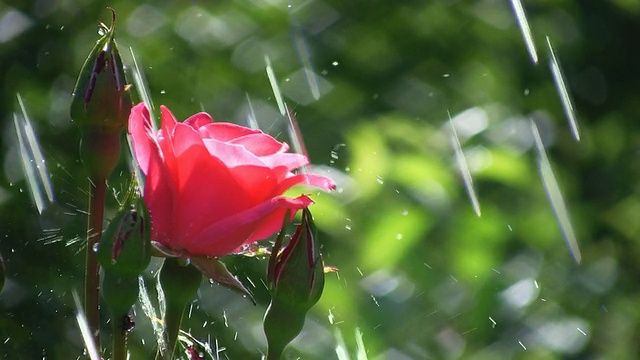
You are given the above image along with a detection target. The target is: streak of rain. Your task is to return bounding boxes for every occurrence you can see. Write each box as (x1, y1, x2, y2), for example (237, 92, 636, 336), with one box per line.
(449, 112, 482, 217)
(129, 47, 158, 131)
(546, 36, 580, 141)
(265, 55, 286, 116)
(285, 104, 311, 174)
(355, 327, 368, 360)
(531, 121, 582, 263)
(138, 276, 167, 355)
(292, 26, 321, 101)
(73, 291, 100, 360)
(244, 93, 260, 130)
(13, 94, 55, 214)
(509, 0, 538, 64)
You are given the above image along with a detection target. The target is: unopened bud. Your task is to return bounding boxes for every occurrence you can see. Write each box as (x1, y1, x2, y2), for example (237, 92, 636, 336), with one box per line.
(263, 208, 325, 359)
(70, 8, 131, 180)
(97, 198, 151, 276)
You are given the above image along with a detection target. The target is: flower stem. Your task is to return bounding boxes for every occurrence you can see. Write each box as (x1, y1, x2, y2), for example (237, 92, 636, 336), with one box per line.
(84, 178, 106, 350)
(156, 258, 202, 360)
(155, 301, 184, 360)
(112, 318, 127, 360)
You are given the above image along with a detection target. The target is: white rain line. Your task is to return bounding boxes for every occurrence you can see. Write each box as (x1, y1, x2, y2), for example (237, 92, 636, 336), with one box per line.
(509, 0, 538, 64)
(285, 104, 311, 175)
(129, 47, 158, 131)
(265, 55, 286, 116)
(449, 112, 481, 217)
(14, 94, 55, 214)
(546, 36, 580, 141)
(292, 27, 321, 101)
(73, 291, 100, 360)
(531, 121, 582, 263)
(245, 93, 260, 130)
(355, 327, 368, 360)
(138, 276, 167, 355)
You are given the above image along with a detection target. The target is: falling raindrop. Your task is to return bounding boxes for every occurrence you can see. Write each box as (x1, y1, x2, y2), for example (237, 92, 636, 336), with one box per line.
(292, 25, 321, 101)
(531, 120, 581, 263)
(509, 0, 538, 64)
(449, 112, 482, 217)
(546, 36, 580, 141)
(265, 55, 286, 116)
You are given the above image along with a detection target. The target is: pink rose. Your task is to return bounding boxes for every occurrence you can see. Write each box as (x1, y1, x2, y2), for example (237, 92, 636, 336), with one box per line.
(128, 103, 334, 257)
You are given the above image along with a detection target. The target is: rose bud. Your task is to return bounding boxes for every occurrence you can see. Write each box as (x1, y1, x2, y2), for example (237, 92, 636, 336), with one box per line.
(96, 198, 151, 276)
(70, 8, 131, 180)
(97, 197, 151, 330)
(263, 208, 325, 359)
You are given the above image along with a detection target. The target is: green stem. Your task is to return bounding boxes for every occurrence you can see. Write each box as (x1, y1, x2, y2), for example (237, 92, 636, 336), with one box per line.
(155, 302, 185, 360)
(84, 179, 106, 350)
(112, 316, 128, 360)
(156, 258, 202, 360)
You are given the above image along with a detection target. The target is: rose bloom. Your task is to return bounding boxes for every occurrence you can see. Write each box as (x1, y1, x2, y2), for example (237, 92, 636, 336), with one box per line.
(128, 103, 334, 257)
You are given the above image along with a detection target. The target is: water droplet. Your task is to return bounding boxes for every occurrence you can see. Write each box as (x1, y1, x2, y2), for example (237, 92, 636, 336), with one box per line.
(92, 243, 99, 253)
(376, 175, 384, 184)
(345, 225, 352, 231)
(160, 90, 166, 94)
(401, 209, 409, 216)
(443, 73, 450, 77)
(330, 151, 339, 160)
(332, 61, 339, 66)
(396, 233, 403, 240)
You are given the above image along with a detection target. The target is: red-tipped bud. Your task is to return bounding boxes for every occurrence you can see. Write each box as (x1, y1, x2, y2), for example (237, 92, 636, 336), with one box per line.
(263, 208, 325, 359)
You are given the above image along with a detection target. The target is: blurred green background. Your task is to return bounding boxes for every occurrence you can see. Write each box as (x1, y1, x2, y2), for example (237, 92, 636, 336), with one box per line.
(1, 0, 639, 359)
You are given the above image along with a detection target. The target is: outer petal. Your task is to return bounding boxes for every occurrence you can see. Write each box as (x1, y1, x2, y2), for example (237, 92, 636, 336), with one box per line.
(227, 165, 288, 204)
(274, 173, 337, 195)
(187, 195, 314, 256)
(128, 103, 154, 175)
(143, 137, 176, 247)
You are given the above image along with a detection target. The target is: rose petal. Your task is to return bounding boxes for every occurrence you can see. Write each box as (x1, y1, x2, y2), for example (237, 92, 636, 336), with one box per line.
(183, 112, 214, 129)
(128, 103, 154, 175)
(143, 139, 176, 246)
(159, 105, 178, 135)
(229, 132, 289, 156)
(227, 165, 288, 203)
(199, 122, 261, 142)
(187, 195, 313, 256)
(202, 138, 265, 168)
(171, 130, 251, 248)
(274, 173, 336, 195)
